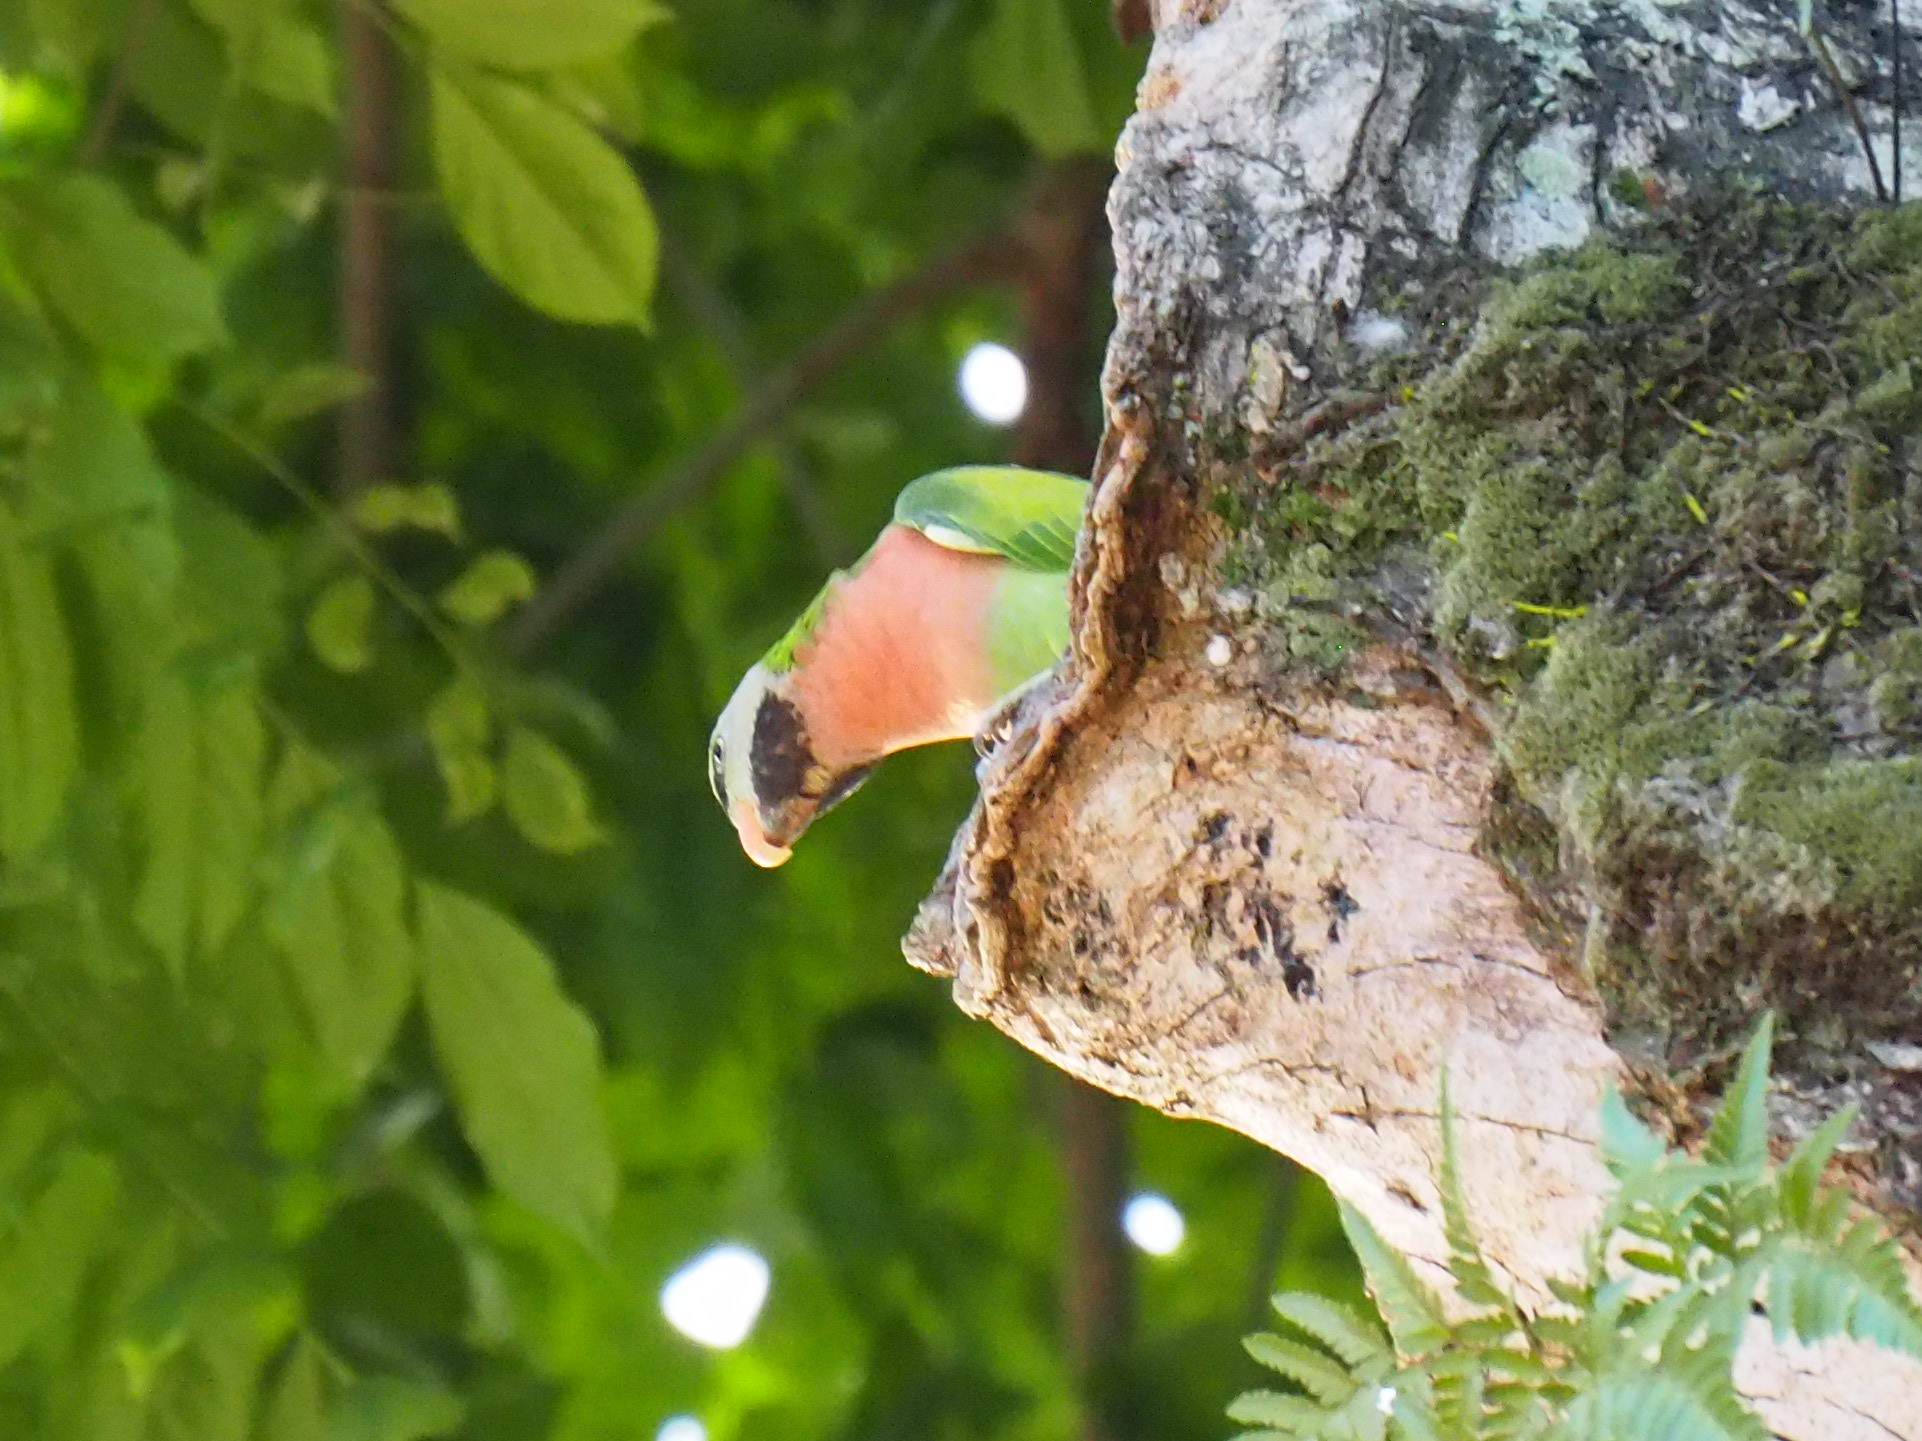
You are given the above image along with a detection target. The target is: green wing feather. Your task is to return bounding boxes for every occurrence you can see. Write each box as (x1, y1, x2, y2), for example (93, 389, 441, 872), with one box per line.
(893, 466, 1088, 572)
(760, 466, 1086, 677)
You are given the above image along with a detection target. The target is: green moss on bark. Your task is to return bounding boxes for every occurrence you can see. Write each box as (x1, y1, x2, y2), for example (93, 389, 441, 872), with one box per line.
(1224, 196, 1922, 1057)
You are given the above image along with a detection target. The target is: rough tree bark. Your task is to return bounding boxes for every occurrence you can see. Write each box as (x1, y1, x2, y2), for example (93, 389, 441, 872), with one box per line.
(906, 1, 1922, 1435)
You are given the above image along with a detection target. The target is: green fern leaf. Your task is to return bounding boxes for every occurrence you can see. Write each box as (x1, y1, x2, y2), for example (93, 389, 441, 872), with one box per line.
(1483, 1347, 1557, 1385)
(1338, 1203, 1450, 1356)
(1453, 1314, 1522, 1347)
(1775, 1105, 1855, 1227)
(1597, 1085, 1667, 1175)
(1619, 1247, 1684, 1278)
(1435, 1365, 1483, 1439)
(1483, 1379, 1556, 1440)
(1532, 1314, 1586, 1352)
(1701, 1014, 1773, 1174)
(1757, 1234, 1922, 1354)
(1435, 1079, 1517, 1322)
(1556, 1370, 1768, 1441)
(1387, 1378, 1446, 1441)
(1544, 1276, 1591, 1310)
(1228, 1388, 1335, 1430)
(1421, 1351, 1483, 1381)
(1244, 1333, 1360, 1406)
(1269, 1294, 1395, 1371)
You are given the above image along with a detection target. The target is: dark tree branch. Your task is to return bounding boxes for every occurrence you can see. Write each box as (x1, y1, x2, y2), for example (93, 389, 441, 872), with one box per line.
(336, 0, 400, 494)
(1057, 1078, 1135, 1441)
(505, 227, 1024, 656)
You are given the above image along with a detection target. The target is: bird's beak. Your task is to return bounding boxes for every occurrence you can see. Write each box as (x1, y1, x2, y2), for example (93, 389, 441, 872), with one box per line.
(731, 799, 793, 869)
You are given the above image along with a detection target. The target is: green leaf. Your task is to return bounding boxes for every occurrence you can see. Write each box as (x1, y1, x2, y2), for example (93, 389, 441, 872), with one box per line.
(1226, 1389, 1329, 1429)
(1597, 1085, 1668, 1175)
(1759, 1233, 1922, 1354)
(130, 673, 267, 972)
(259, 1334, 329, 1441)
(307, 574, 377, 673)
(132, 671, 199, 970)
(349, 483, 461, 539)
(0, 1148, 120, 1370)
(1702, 1014, 1774, 1174)
(186, 0, 335, 117)
(416, 882, 617, 1237)
(1436, 1078, 1514, 1317)
(1558, 1369, 1768, 1441)
(968, 0, 1102, 157)
(194, 679, 269, 957)
(1242, 1332, 1357, 1406)
(1776, 1104, 1856, 1227)
(256, 362, 370, 428)
(269, 808, 416, 1086)
(330, 1375, 465, 1441)
(430, 65, 658, 327)
(437, 550, 537, 626)
(0, 174, 226, 367)
(394, 0, 669, 70)
(425, 675, 496, 823)
(0, 501, 80, 861)
(502, 726, 604, 854)
(24, 372, 175, 544)
(1267, 1294, 1392, 1370)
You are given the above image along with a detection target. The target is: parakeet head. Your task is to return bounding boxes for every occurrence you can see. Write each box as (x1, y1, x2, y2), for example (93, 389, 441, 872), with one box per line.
(707, 661, 876, 868)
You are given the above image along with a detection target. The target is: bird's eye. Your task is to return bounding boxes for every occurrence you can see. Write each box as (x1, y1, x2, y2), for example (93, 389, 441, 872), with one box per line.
(708, 740, 727, 806)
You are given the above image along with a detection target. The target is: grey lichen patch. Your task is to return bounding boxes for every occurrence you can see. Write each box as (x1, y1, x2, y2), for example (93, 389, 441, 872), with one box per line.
(1217, 193, 1922, 1063)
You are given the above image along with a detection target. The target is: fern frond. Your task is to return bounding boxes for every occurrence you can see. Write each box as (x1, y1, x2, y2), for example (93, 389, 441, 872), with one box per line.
(1452, 1314, 1523, 1348)
(1774, 1105, 1856, 1227)
(1482, 1378, 1557, 1440)
(1544, 1275, 1591, 1311)
(1269, 1294, 1395, 1372)
(1554, 1368, 1768, 1441)
(1656, 1286, 1749, 1378)
(1431, 1362, 1483, 1440)
(1436, 1079, 1518, 1321)
(1618, 1247, 1685, 1279)
(1482, 1348, 1558, 1385)
(1386, 1379, 1447, 1441)
(1701, 1013, 1773, 1173)
(1244, 1332, 1362, 1406)
(1338, 1203, 1451, 1355)
(1597, 1085, 1667, 1176)
(1228, 1388, 1338, 1430)
(1754, 1233, 1922, 1354)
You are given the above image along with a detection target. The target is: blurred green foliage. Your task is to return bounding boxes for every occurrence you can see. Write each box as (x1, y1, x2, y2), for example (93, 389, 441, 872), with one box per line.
(0, 1, 1358, 1438)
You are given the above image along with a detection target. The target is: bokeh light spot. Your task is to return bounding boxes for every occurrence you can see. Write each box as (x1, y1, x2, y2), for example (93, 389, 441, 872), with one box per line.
(1123, 1192, 1186, 1256)
(660, 1243, 771, 1348)
(657, 1416, 707, 1441)
(958, 342, 1028, 425)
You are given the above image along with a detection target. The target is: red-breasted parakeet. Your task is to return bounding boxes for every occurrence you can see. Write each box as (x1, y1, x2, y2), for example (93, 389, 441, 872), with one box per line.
(708, 465, 1088, 866)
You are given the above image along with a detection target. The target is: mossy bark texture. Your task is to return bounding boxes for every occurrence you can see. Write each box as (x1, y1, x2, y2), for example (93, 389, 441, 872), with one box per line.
(906, 0, 1922, 1434)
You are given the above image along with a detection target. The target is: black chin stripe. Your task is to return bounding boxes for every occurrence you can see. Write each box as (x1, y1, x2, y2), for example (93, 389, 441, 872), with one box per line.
(751, 693, 815, 804)
(816, 761, 876, 815)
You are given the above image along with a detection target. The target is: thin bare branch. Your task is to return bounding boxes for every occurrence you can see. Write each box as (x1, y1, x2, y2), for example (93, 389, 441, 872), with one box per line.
(506, 227, 1024, 656)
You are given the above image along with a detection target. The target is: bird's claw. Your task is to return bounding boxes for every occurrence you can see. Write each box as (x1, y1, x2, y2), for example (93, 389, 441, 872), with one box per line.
(972, 673, 1054, 763)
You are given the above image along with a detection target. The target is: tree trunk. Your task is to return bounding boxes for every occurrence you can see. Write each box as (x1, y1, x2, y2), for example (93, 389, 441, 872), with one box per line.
(906, 1, 1922, 1435)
